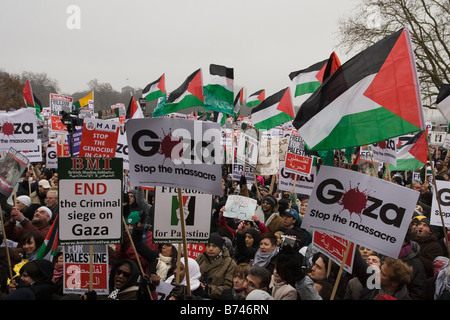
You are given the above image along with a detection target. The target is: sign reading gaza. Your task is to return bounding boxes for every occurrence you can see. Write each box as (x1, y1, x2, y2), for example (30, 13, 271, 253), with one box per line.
(125, 118, 222, 195)
(58, 157, 123, 245)
(301, 166, 418, 259)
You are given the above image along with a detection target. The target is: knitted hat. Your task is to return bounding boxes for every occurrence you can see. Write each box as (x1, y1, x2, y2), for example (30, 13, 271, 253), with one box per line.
(126, 211, 140, 224)
(263, 196, 276, 207)
(419, 218, 432, 230)
(208, 232, 225, 249)
(16, 195, 31, 207)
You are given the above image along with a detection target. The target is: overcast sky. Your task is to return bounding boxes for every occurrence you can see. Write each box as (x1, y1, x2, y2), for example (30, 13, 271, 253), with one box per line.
(0, 0, 359, 98)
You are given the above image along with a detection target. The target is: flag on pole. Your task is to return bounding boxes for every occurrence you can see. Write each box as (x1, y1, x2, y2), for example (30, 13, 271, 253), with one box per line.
(36, 215, 59, 261)
(389, 130, 427, 172)
(164, 69, 204, 114)
(289, 59, 328, 97)
(126, 96, 144, 119)
(152, 94, 167, 117)
(234, 87, 244, 115)
(23, 80, 43, 121)
(73, 91, 94, 110)
(204, 64, 234, 114)
(251, 87, 294, 130)
(436, 84, 450, 122)
(293, 27, 424, 151)
(142, 74, 166, 102)
(246, 89, 265, 108)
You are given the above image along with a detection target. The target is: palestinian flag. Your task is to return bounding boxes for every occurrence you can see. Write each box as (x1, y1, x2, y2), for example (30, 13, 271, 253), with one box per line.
(293, 28, 424, 151)
(246, 89, 265, 107)
(23, 80, 43, 121)
(251, 87, 294, 130)
(234, 87, 244, 115)
(204, 64, 234, 114)
(164, 69, 204, 114)
(36, 215, 59, 261)
(142, 74, 166, 102)
(289, 59, 328, 97)
(126, 96, 144, 119)
(389, 130, 427, 172)
(436, 84, 450, 122)
(73, 91, 94, 110)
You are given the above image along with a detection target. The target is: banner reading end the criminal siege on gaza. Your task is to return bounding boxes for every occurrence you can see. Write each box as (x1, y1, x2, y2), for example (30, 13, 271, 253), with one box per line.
(152, 186, 212, 243)
(125, 118, 222, 195)
(301, 166, 418, 259)
(0, 108, 38, 151)
(58, 157, 123, 245)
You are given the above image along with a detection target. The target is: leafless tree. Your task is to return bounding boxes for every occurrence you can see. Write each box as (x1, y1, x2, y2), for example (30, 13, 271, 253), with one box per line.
(337, 0, 450, 108)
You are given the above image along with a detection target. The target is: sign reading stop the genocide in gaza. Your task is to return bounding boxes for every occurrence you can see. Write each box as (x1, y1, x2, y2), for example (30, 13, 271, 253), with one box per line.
(58, 157, 123, 245)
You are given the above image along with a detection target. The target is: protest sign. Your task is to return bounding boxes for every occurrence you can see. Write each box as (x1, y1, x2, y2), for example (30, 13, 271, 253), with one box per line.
(312, 231, 355, 273)
(301, 166, 418, 258)
(79, 118, 120, 158)
(0, 148, 29, 196)
(50, 115, 68, 133)
(63, 244, 109, 295)
(431, 179, 450, 229)
(115, 129, 129, 170)
(0, 108, 38, 151)
(236, 132, 259, 168)
(58, 157, 123, 245)
(46, 144, 58, 169)
(152, 186, 212, 243)
(370, 138, 398, 166)
(50, 93, 73, 115)
(223, 195, 258, 221)
(231, 162, 255, 183)
(125, 118, 222, 195)
(278, 162, 316, 195)
(256, 137, 279, 175)
(284, 152, 313, 176)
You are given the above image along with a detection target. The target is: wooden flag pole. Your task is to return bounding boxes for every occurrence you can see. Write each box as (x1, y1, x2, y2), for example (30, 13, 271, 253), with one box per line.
(89, 245, 94, 291)
(0, 205, 14, 281)
(330, 240, 352, 300)
(176, 243, 182, 284)
(177, 188, 191, 295)
(121, 215, 154, 299)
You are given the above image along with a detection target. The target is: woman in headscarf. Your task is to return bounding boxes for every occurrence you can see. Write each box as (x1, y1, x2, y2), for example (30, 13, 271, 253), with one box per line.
(165, 257, 202, 299)
(107, 259, 141, 300)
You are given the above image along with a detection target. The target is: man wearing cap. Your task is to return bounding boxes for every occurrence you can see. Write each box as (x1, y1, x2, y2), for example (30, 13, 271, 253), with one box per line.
(276, 208, 308, 249)
(196, 232, 237, 299)
(4, 206, 52, 246)
(413, 218, 444, 278)
(30, 179, 51, 206)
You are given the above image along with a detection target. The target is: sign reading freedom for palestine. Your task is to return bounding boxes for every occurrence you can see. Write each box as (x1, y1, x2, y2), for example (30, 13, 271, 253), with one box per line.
(58, 157, 123, 245)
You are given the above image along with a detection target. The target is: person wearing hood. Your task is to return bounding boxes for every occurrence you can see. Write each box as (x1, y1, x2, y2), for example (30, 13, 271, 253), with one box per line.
(195, 232, 237, 299)
(107, 259, 141, 300)
(399, 231, 427, 299)
(413, 218, 444, 278)
(233, 221, 260, 264)
(165, 257, 203, 299)
(5, 259, 55, 300)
